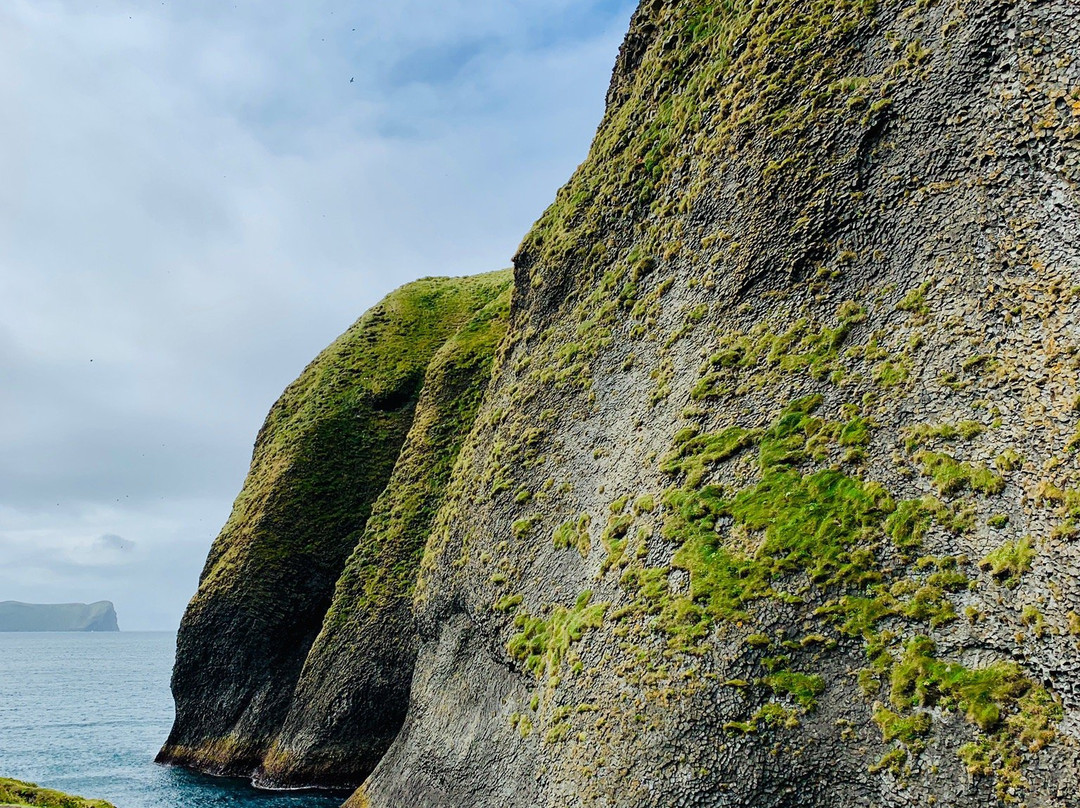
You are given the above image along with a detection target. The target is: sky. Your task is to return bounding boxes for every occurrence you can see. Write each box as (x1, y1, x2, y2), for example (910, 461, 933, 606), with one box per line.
(0, 0, 638, 631)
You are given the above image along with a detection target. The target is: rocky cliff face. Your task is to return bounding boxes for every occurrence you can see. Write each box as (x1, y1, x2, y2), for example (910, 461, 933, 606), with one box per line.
(157, 271, 511, 778)
(166, 1, 1080, 806)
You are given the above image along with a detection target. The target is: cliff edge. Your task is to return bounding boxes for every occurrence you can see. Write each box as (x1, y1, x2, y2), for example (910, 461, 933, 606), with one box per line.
(158, 270, 511, 783)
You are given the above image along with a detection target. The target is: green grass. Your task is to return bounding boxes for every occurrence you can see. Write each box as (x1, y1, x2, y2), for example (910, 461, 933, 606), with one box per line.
(660, 396, 893, 632)
(632, 389, 1058, 791)
(508, 592, 609, 680)
(914, 451, 1005, 496)
(979, 537, 1037, 588)
(553, 512, 592, 557)
(886, 636, 1060, 801)
(0, 779, 114, 808)
(168, 270, 513, 770)
(298, 278, 515, 635)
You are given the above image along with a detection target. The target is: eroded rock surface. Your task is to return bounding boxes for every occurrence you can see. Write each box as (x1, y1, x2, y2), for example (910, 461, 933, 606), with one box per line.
(168, 1, 1080, 806)
(358, 1, 1080, 805)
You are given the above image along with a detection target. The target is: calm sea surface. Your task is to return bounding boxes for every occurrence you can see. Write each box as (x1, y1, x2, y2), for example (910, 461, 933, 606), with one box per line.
(0, 632, 345, 808)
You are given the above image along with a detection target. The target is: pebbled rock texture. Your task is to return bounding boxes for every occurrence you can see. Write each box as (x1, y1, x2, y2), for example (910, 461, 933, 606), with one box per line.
(169, 1, 1080, 806)
(356, 0, 1080, 806)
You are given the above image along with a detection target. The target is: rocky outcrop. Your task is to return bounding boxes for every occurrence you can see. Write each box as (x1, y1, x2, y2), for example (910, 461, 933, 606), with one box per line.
(355, 1, 1080, 805)
(254, 287, 512, 790)
(0, 601, 118, 632)
(157, 270, 511, 780)
(168, 1, 1080, 806)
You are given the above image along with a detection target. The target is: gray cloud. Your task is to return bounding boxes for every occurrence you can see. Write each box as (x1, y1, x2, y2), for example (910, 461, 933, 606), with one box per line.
(96, 534, 135, 552)
(0, 0, 636, 630)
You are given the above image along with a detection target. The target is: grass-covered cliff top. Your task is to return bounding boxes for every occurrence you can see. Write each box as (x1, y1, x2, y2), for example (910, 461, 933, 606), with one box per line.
(162, 268, 515, 778)
(0, 779, 115, 808)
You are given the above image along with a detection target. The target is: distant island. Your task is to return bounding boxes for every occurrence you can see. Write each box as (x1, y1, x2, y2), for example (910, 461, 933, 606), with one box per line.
(0, 601, 119, 632)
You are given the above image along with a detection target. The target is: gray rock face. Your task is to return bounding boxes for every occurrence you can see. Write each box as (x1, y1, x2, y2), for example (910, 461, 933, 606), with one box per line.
(0, 601, 118, 632)
(353, 1, 1080, 806)
(169, 0, 1080, 806)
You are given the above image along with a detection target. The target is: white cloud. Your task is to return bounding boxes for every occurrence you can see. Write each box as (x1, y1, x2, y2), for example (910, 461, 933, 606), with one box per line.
(0, 0, 637, 629)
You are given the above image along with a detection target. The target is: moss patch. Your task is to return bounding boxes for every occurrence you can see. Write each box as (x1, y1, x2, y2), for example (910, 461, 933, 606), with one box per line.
(508, 592, 609, 680)
(616, 392, 1058, 796)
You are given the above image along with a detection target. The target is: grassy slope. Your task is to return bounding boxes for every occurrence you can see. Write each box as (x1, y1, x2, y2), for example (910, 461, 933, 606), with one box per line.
(160, 269, 512, 773)
(258, 284, 513, 788)
(0, 779, 114, 808)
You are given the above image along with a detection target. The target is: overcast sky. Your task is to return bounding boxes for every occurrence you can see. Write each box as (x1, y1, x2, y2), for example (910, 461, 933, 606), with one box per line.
(0, 0, 637, 631)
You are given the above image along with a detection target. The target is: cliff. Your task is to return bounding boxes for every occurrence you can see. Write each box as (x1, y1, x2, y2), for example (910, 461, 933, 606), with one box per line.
(158, 270, 512, 780)
(0, 602, 118, 632)
(0, 778, 115, 808)
(166, 1, 1080, 806)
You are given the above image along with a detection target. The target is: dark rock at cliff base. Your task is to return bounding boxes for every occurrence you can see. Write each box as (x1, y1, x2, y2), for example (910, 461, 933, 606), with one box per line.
(0, 601, 119, 632)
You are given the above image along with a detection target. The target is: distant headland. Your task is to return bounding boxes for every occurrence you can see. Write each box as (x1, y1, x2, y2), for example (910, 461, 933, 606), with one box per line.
(0, 601, 119, 632)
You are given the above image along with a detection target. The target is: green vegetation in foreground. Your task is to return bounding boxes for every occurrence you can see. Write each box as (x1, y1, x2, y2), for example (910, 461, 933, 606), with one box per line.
(0, 778, 115, 808)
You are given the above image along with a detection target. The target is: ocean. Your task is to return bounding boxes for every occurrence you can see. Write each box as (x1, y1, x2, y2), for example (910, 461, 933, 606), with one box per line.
(0, 632, 345, 808)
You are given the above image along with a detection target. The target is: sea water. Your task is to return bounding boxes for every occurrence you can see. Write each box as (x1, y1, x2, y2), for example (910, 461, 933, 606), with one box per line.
(0, 632, 345, 808)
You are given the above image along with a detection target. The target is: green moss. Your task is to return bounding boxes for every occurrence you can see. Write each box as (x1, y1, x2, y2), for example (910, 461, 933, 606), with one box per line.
(508, 592, 609, 680)
(660, 425, 760, 487)
(752, 702, 801, 730)
(0, 779, 114, 808)
(896, 280, 931, 320)
(872, 357, 910, 387)
(512, 517, 537, 539)
(838, 416, 872, 447)
(873, 706, 931, 752)
(885, 636, 1061, 800)
(914, 451, 1005, 496)
(657, 397, 893, 635)
(979, 537, 1036, 587)
(600, 512, 635, 573)
(1020, 605, 1045, 638)
(633, 494, 657, 515)
(995, 449, 1023, 472)
(494, 594, 523, 613)
(762, 670, 826, 709)
(868, 747, 909, 775)
(745, 633, 772, 648)
(553, 513, 592, 558)
(902, 420, 984, 452)
(883, 497, 939, 549)
(639, 390, 1060, 793)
